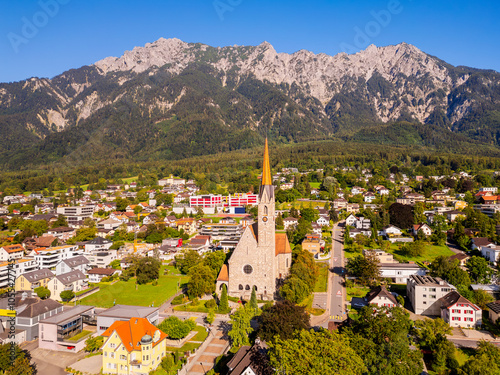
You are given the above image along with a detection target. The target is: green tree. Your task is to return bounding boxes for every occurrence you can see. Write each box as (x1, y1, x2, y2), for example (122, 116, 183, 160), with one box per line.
(158, 316, 196, 340)
(60, 290, 75, 301)
(249, 286, 258, 312)
(258, 300, 310, 342)
(269, 329, 366, 375)
(300, 207, 319, 223)
(84, 336, 104, 352)
(175, 250, 202, 274)
(346, 254, 380, 286)
(472, 289, 494, 309)
(280, 276, 310, 304)
(228, 304, 254, 347)
(51, 214, 68, 228)
(466, 256, 493, 283)
(219, 284, 230, 313)
(34, 286, 50, 299)
(187, 264, 216, 298)
(0, 343, 35, 374)
(136, 257, 161, 284)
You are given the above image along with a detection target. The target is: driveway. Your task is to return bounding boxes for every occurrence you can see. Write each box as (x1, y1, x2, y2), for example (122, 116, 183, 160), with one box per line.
(22, 340, 87, 375)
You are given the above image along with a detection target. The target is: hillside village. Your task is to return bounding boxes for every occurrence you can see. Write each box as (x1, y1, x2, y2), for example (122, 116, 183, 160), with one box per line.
(3, 160, 500, 374)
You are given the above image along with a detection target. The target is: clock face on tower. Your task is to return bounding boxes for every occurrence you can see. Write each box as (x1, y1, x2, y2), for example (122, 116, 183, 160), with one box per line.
(262, 216, 268, 222)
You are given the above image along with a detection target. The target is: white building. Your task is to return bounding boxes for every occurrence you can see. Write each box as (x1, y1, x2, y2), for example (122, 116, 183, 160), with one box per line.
(440, 291, 482, 328)
(407, 275, 456, 316)
(55, 256, 90, 276)
(56, 205, 95, 226)
(29, 245, 84, 270)
(378, 263, 427, 284)
(0, 259, 38, 289)
(481, 245, 500, 265)
(86, 250, 118, 268)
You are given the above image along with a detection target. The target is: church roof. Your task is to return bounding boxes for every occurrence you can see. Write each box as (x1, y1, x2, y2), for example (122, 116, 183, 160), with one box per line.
(275, 233, 292, 256)
(217, 264, 229, 282)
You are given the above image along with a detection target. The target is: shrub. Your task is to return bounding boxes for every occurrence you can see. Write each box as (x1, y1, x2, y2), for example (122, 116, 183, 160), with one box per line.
(158, 316, 196, 340)
(205, 299, 217, 309)
(171, 295, 187, 305)
(84, 336, 103, 352)
(34, 286, 50, 299)
(119, 273, 130, 282)
(152, 280, 158, 286)
(60, 290, 75, 301)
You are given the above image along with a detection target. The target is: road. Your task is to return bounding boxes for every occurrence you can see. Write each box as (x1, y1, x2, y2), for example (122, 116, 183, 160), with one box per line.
(327, 222, 346, 323)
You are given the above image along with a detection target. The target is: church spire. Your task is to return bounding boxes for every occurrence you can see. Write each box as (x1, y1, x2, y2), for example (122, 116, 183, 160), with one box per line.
(261, 138, 272, 186)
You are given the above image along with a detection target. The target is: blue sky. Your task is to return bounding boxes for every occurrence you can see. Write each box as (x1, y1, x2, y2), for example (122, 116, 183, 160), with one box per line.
(0, 0, 499, 83)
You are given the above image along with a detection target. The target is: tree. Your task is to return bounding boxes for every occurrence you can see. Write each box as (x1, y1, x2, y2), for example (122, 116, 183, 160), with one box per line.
(85, 336, 104, 352)
(51, 214, 68, 228)
(280, 276, 310, 304)
(228, 304, 254, 347)
(414, 318, 455, 373)
(249, 286, 258, 312)
(401, 240, 425, 257)
(0, 343, 36, 374)
(34, 286, 50, 299)
(300, 208, 319, 223)
(346, 254, 380, 286)
(175, 250, 202, 274)
(388, 203, 414, 229)
(269, 329, 366, 375)
(258, 300, 310, 342)
(187, 264, 216, 298)
(202, 251, 226, 276)
(206, 309, 215, 325)
(459, 341, 500, 375)
(110, 259, 121, 269)
(472, 289, 494, 309)
(60, 290, 75, 301)
(158, 316, 196, 340)
(466, 256, 493, 283)
(276, 213, 284, 229)
(136, 257, 161, 284)
(219, 284, 230, 313)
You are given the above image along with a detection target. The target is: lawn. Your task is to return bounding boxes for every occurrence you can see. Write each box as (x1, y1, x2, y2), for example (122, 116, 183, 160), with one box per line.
(79, 266, 188, 308)
(309, 182, 321, 189)
(190, 325, 209, 342)
(314, 262, 329, 293)
(388, 243, 454, 263)
(67, 330, 92, 342)
(300, 295, 326, 316)
(165, 342, 200, 353)
(346, 285, 370, 302)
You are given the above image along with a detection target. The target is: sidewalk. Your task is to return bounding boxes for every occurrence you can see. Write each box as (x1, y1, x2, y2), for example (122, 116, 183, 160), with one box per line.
(184, 327, 230, 375)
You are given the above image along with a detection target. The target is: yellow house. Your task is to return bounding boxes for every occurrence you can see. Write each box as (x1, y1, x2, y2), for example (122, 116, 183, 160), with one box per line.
(176, 218, 197, 235)
(102, 317, 167, 375)
(15, 268, 54, 292)
(455, 200, 468, 210)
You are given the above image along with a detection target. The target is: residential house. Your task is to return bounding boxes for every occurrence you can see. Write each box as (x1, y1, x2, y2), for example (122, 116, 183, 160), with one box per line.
(47, 270, 88, 301)
(345, 214, 358, 227)
(471, 237, 494, 251)
(0, 245, 24, 262)
(378, 262, 426, 283)
(283, 217, 298, 230)
(38, 305, 95, 352)
(227, 341, 272, 375)
(175, 218, 197, 235)
(412, 224, 432, 237)
(101, 317, 167, 375)
(311, 223, 322, 236)
(447, 253, 469, 269)
(455, 201, 468, 210)
(364, 285, 398, 308)
(83, 237, 113, 253)
(29, 245, 84, 270)
(55, 256, 90, 276)
(316, 216, 329, 227)
(332, 199, 348, 210)
(0, 292, 63, 340)
(362, 249, 396, 264)
(97, 218, 123, 231)
(355, 217, 371, 230)
(363, 192, 376, 203)
(88, 268, 120, 283)
(15, 269, 54, 292)
(440, 291, 481, 328)
(407, 275, 456, 316)
(351, 186, 364, 195)
(445, 210, 466, 222)
(379, 225, 403, 238)
(96, 305, 160, 335)
(481, 245, 500, 265)
(346, 203, 360, 213)
(46, 227, 76, 241)
(302, 235, 321, 257)
(187, 235, 211, 254)
(486, 301, 500, 324)
(0, 259, 38, 290)
(86, 250, 118, 268)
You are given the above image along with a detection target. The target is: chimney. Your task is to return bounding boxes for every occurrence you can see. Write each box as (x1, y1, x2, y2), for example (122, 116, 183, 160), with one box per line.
(21, 292, 27, 301)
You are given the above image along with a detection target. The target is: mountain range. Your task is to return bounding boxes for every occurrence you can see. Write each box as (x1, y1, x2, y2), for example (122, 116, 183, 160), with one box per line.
(1, 37, 500, 168)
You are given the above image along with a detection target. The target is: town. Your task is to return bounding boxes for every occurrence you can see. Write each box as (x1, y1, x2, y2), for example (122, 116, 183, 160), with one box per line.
(2, 144, 500, 374)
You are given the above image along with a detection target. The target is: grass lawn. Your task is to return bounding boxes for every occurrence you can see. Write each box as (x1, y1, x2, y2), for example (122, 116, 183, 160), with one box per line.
(67, 330, 92, 342)
(346, 285, 370, 302)
(344, 247, 361, 260)
(79, 266, 188, 308)
(388, 243, 454, 263)
(190, 325, 209, 342)
(173, 300, 209, 313)
(389, 284, 407, 297)
(300, 295, 326, 316)
(165, 342, 200, 353)
(314, 262, 329, 293)
(309, 182, 321, 189)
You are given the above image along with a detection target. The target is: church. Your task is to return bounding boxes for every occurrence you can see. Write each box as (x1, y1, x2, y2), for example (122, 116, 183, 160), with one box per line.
(216, 139, 292, 301)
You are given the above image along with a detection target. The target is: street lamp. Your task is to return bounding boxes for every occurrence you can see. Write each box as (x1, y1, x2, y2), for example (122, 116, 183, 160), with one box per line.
(200, 362, 207, 374)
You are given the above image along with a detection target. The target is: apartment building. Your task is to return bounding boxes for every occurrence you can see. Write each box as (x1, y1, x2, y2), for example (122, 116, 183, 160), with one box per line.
(29, 245, 84, 270)
(407, 275, 456, 315)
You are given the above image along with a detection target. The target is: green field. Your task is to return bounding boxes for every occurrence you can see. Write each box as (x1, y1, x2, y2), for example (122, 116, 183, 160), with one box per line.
(314, 262, 329, 293)
(388, 243, 454, 263)
(79, 266, 188, 308)
(346, 285, 370, 302)
(309, 182, 321, 189)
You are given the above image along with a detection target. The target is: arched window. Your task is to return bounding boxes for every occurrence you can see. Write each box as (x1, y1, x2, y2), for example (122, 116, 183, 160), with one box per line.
(286, 258, 289, 267)
(264, 206, 268, 215)
(220, 284, 225, 290)
(253, 286, 258, 291)
(239, 284, 243, 290)
(245, 285, 250, 290)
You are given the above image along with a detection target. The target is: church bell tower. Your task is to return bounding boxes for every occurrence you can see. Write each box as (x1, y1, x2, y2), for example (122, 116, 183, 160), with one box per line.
(258, 138, 275, 249)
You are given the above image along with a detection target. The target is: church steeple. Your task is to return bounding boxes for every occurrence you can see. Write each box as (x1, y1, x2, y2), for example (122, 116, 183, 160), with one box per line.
(259, 138, 274, 202)
(262, 138, 272, 186)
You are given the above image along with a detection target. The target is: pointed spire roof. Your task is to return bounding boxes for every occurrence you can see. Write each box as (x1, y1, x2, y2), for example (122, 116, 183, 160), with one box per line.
(262, 138, 272, 186)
